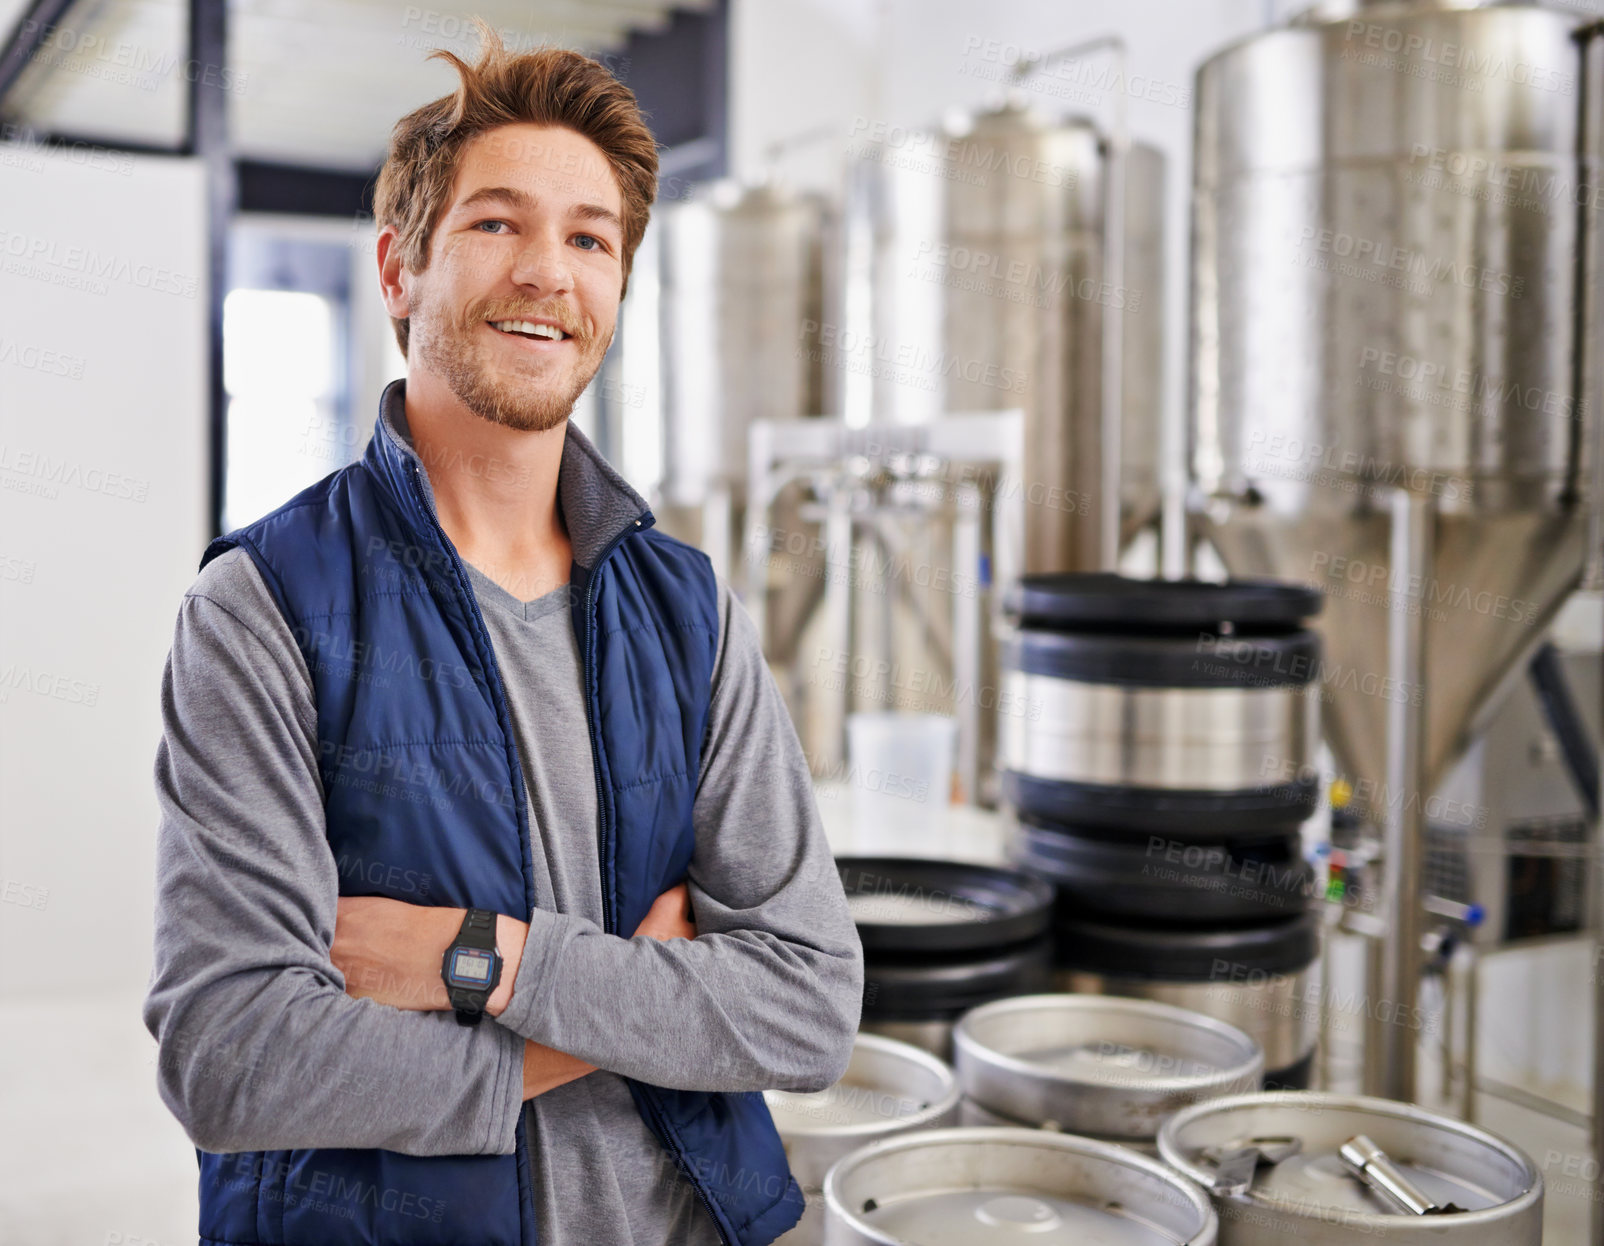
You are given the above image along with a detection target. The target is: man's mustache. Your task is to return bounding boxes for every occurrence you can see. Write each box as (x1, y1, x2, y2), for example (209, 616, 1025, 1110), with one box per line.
(475, 303, 590, 344)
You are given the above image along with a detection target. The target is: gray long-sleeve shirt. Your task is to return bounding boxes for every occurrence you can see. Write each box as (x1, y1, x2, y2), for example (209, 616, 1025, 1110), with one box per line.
(142, 405, 863, 1245)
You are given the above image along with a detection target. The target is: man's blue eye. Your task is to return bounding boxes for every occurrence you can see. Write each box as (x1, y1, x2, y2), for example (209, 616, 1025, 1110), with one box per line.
(575, 235, 599, 250)
(477, 220, 507, 233)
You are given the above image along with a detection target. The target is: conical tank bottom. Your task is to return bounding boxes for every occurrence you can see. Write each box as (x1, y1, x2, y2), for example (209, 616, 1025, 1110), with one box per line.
(1202, 503, 1588, 811)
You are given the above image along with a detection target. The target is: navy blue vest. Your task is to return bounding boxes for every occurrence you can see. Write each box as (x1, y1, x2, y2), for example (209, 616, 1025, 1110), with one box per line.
(190, 387, 804, 1245)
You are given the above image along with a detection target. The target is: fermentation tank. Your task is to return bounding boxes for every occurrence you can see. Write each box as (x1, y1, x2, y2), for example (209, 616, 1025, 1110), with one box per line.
(1193, 0, 1598, 797)
(843, 100, 1166, 572)
(654, 180, 829, 574)
(1190, 0, 1603, 1096)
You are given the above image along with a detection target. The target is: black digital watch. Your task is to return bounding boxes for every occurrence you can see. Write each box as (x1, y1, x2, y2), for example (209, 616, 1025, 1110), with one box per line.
(441, 907, 503, 1027)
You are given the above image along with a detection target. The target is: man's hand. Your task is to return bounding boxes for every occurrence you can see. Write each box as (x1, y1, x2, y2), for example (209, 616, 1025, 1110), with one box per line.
(513, 881, 692, 1101)
(633, 882, 696, 941)
(522, 1040, 596, 1099)
(332, 896, 525, 1017)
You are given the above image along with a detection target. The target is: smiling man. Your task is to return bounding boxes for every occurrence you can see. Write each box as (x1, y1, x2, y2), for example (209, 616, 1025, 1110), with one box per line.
(142, 27, 862, 1246)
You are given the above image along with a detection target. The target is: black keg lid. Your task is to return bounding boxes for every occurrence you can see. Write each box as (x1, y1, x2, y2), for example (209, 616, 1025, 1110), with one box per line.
(1001, 770, 1320, 838)
(860, 938, 1053, 1019)
(1004, 574, 1323, 631)
(838, 857, 1055, 955)
(1055, 908, 1320, 980)
(1010, 815, 1314, 926)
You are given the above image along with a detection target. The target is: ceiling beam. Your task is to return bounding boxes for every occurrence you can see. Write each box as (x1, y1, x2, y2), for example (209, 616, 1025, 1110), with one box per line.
(0, 0, 85, 115)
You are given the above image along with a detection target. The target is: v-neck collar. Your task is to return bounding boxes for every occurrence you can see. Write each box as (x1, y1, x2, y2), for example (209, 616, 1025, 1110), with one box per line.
(364, 376, 654, 573)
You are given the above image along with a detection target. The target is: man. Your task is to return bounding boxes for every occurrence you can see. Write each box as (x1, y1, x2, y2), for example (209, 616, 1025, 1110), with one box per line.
(142, 26, 862, 1246)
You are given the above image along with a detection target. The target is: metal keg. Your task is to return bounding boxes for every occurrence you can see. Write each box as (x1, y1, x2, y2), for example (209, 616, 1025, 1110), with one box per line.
(1010, 812, 1314, 925)
(860, 940, 1053, 1062)
(1158, 1093, 1543, 1245)
(839, 858, 1055, 953)
(823, 1127, 1218, 1245)
(1056, 911, 1321, 1089)
(953, 995, 1262, 1143)
(1000, 575, 1323, 837)
(765, 1034, 960, 1245)
(845, 857, 1057, 1060)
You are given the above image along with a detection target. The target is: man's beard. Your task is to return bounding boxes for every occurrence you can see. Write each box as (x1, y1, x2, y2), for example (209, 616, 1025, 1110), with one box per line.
(410, 285, 610, 433)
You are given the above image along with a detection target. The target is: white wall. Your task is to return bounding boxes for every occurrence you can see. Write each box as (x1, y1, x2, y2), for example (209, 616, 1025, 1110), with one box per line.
(0, 140, 209, 1244)
(0, 142, 209, 1000)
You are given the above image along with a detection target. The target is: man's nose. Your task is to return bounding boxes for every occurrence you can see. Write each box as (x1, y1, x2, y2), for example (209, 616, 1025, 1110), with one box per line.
(508, 229, 573, 294)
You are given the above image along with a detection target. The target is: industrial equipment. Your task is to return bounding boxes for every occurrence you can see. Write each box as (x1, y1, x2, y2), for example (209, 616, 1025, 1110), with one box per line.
(1190, 0, 1603, 1101)
(744, 411, 1025, 798)
(650, 179, 831, 578)
(840, 89, 1166, 572)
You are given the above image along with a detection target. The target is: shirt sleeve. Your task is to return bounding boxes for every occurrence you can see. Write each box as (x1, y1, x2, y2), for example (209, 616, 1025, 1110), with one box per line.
(493, 579, 864, 1093)
(141, 547, 527, 1156)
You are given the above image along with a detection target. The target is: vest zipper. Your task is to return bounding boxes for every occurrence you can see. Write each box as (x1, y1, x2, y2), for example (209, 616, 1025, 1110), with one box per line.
(581, 516, 641, 939)
(404, 462, 538, 908)
(579, 518, 738, 1246)
(405, 461, 542, 1246)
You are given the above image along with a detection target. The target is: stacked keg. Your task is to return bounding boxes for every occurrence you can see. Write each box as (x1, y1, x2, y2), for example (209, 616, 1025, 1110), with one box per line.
(839, 857, 1056, 1061)
(999, 574, 1325, 1088)
(952, 995, 1263, 1154)
(765, 1033, 961, 1245)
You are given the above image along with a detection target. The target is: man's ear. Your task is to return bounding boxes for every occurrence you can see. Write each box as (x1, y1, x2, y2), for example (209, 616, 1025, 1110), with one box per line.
(376, 226, 412, 320)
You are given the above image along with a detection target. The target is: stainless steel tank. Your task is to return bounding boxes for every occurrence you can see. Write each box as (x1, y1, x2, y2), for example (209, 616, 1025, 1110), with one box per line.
(1190, 0, 1600, 800)
(1190, 0, 1604, 1100)
(843, 101, 1166, 572)
(655, 180, 828, 572)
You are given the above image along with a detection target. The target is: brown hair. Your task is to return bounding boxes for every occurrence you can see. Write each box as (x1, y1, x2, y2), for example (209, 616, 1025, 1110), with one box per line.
(374, 19, 658, 357)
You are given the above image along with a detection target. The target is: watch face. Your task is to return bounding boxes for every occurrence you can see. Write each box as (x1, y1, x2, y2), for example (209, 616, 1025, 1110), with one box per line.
(448, 947, 495, 987)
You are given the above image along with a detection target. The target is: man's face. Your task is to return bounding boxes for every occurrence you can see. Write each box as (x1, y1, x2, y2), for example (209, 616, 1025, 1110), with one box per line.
(404, 123, 625, 432)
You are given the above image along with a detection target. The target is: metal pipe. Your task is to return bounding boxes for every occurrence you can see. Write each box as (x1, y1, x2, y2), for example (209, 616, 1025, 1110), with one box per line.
(1579, 28, 1604, 1239)
(1462, 942, 1479, 1125)
(1317, 908, 1337, 1092)
(821, 482, 854, 772)
(952, 483, 982, 802)
(1369, 488, 1432, 1102)
(1099, 50, 1128, 573)
(1470, 1073, 1593, 1133)
(1576, 22, 1604, 595)
(1438, 947, 1454, 1106)
(1362, 915, 1388, 1098)
(1595, 735, 1604, 1246)
(1595, 586, 1604, 1246)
